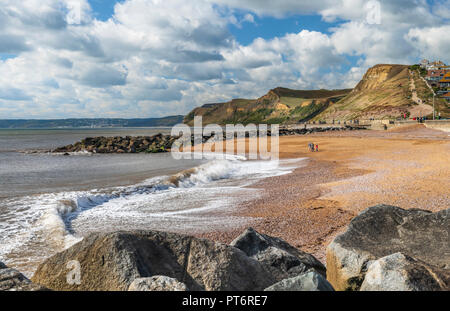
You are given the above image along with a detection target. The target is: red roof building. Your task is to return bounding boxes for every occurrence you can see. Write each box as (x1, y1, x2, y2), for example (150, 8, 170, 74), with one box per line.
(427, 69, 447, 81)
(439, 72, 450, 88)
(442, 92, 450, 102)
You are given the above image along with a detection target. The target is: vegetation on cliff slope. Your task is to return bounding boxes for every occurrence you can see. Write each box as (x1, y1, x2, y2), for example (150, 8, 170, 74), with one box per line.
(314, 65, 413, 121)
(185, 64, 450, 125)
(315, 64, 450, 120)
(184, 87, 351, 125)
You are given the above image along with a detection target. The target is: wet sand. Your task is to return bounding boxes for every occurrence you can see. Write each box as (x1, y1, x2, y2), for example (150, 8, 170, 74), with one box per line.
(195, 124, 450, 263)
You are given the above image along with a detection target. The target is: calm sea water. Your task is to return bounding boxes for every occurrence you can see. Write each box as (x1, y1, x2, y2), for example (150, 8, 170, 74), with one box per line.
(0, 128, 199, 198)
(0, 128, 303, 277)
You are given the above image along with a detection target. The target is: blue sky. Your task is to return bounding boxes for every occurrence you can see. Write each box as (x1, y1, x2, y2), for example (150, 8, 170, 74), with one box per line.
(87, 0, 344, 44)
(229, 14, 342, 44)
(0, 0, 449, 119)
(86, 0, 359, 75)
(88, 0, 121, 21)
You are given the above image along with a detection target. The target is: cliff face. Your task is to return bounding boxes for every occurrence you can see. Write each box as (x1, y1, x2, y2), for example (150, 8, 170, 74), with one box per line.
(184, 88, 351, 125)
(353, 64, 406, 92)
(184, 64, 434, 124)
(315, 64, 414, 120)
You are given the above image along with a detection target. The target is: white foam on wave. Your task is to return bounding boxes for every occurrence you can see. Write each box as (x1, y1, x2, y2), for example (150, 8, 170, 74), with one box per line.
(0, 156, 306, 277)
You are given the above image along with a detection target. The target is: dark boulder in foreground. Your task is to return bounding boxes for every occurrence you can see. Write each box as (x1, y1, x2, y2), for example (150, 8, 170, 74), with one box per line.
(360, 253, 449, 291)
(0, 262, 47, 291)
(264, 271, 334, 291)
(128, 276, 187, 291)
(231, 227, 326, 281)
(31, 231, 276, 291)
(326, 205, 449, 291)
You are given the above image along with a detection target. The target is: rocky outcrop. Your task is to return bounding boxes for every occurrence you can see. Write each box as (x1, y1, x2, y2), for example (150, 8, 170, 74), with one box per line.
(0, 262, 47, 291)
(326, 205, 449, 291)
(231, 228, 326, 281)
(128, 276, 187, 291)
(50, 126, 365, 155)
(264, 271, 334, 291)
(31, 230, 276, 291)
(52, 134, 179, 154)
(277, 125, 365, 136)
(360, 253, 449, 291)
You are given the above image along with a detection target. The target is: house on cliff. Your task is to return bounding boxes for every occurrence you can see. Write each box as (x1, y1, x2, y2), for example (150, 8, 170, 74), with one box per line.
(426, 69, 448, 87)
(439, 72, 450, 88)
(442, 92, 450, 103)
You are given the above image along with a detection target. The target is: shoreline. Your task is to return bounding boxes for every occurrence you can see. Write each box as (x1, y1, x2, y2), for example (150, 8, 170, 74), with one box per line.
(194, 125, 450, 264)
(194, 158, 361, 264)
(1, 124, 448, 276)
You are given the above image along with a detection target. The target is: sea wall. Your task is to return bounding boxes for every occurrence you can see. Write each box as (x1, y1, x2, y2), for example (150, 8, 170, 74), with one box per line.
(423, 120, 450, 132)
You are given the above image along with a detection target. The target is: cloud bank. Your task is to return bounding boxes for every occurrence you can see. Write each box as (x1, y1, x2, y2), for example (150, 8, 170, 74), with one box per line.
(0, 0, 448, 118)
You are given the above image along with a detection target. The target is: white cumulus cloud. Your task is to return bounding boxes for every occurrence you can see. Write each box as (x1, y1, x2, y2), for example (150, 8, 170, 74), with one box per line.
(0, 0, 448, 118)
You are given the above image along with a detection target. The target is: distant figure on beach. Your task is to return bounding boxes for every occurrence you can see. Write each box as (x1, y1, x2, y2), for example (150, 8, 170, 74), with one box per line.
(308, 143, 315, 152)
(315, 144, 319, 152)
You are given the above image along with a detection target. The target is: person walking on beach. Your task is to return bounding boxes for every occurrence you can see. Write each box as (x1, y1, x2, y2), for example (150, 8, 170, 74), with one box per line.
(308, 143, 314, 152)
(315, 144, 319, 152)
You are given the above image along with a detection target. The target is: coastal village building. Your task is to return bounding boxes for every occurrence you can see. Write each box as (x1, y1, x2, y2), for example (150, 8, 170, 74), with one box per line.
(420, 60, 450, 100)
(442, 92, 450, 103)
(421, 59, 448, 71)
(439, 72, 450, 88)
(426, 69, 448, 87)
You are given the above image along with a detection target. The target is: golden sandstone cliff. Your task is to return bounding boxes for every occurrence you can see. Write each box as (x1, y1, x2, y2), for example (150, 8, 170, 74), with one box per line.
(184, 87, 351, 125)
(316, 64, 413, 121)
(185, 64, 448, 124)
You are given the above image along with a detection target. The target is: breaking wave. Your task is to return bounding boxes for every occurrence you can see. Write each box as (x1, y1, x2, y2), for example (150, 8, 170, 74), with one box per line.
(0, 155, 306, 277)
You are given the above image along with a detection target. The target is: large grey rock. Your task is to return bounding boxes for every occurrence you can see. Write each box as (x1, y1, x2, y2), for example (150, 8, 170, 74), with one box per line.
(31, 230, 275, 291)
(326, 205, 449, 291)
(231, 228, 326, 282)
(264, 271, 334, 291)
(128, 276, 187, 291)
(0, 262, 47, 291)
(360, 253, 449, 291)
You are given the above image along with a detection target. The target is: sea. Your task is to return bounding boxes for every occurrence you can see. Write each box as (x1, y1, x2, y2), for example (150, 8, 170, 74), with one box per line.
(0, 128, 303, 277)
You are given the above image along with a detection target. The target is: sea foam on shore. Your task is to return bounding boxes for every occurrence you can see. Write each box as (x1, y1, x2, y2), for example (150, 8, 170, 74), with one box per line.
(0, 154, 306, 277)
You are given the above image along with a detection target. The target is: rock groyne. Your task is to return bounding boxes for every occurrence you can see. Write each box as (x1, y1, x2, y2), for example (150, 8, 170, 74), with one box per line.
(51, 125, 366, 154)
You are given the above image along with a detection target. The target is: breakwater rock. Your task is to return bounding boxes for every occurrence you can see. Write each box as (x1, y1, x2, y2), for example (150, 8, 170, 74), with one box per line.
(52, 134, 179, 154)
(5, 204, 449, 291)
(0, 262, 47, 291)
(264, 271, 334, 291)
(326, 204, 449, 291)
(230, 227, 326, 281)
(51, 125, 366, 154)
(278, 125, 366, 136)
(30, 229, 329, 291)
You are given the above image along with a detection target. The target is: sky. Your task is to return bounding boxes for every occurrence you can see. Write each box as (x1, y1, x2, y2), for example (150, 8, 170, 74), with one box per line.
(0, 0, 449, 119)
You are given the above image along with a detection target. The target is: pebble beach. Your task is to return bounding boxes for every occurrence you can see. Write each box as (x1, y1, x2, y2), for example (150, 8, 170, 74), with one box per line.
(196, 124, 450, 263)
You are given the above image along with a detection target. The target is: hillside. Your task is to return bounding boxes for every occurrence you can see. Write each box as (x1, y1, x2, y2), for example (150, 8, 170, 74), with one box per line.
(184, 87, 351, 125)
(0, 116, 184, 129)
(314, 64, 450, 120)
(409, 69, 450, 119)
